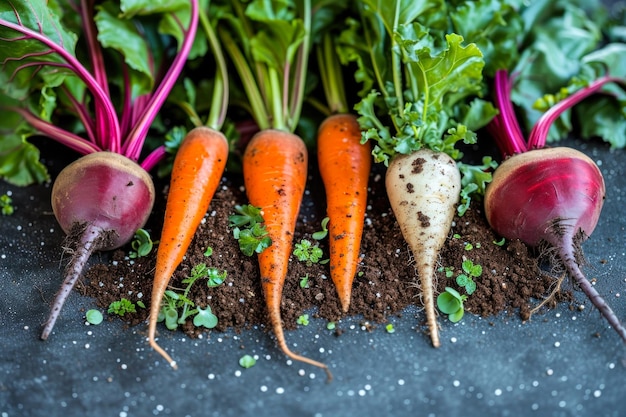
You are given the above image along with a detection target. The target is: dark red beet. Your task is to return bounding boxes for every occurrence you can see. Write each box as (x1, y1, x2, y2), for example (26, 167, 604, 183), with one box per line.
(485, 147, 626, 343)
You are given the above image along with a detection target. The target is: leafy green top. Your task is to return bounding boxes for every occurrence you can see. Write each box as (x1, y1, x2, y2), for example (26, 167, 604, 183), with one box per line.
(338, 0, 497, 165)
(217, 0, 311, 133)
(0, 0, 200, 185)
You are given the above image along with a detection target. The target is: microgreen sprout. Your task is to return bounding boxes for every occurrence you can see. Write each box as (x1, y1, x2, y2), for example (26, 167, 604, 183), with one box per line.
(293, 239, 326, 265)
(493, 237, 506, 246)
(300, 274, 310, 289)
(456, 259, 482, 295)
(108, 298, 138, 316)
(385, 323, 395, 333)
(157, 262, 226, 330)
(326, 321, 336, 330)
(464, 242, 474, 251)
(311, 217, 330, 240)
(228, 204, 272, 256)
(438, 266, 454, 278)
(85, 309, 103, 325)
(128, 228, 157, 258)
(437, 287, 468, 323)
(239, 354, 256, 369)
(297, 314, 310, 326)
(0, 194, 14, 215)
(204, 246, 213, 257)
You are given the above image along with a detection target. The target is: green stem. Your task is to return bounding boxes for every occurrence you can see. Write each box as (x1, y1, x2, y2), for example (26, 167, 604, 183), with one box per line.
(200, 7, 228, 130)
(219, 28, 270, 130)
(391, 0, 404, 118)
(318, 33, 348, 114)
(287, 0, 312, 130)
(269, 66, 286, 131)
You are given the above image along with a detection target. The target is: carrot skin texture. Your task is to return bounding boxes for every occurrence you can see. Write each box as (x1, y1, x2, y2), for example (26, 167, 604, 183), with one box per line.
(317, 114, 371, 313)
(385, 149, 461, 348)
(148, 127, 229, 368)
(244, 129, 332, 379)
(485, 147, 626, 343)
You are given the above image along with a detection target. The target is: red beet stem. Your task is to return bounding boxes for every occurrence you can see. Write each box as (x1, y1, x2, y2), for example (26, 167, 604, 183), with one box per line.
(41, 223, 104, 340)
(547, 230, 626, 344)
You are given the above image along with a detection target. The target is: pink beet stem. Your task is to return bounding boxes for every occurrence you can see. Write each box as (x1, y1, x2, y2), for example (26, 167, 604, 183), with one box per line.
(41, 223, 103, 340)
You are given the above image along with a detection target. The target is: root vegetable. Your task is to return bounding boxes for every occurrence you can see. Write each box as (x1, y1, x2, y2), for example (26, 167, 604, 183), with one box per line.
(43, 152, 155, 339)
(148, 127, 229, 368)
(385, 150, 461, 347)
(485, 69, 626, 343)
(0, 0, 199, 339)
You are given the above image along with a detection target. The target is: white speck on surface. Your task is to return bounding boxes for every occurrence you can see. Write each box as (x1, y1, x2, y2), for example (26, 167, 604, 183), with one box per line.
(494, 388, 502, 396)
(260, 385, 268, 392)
(546, 369, 554, 376)
(275, 387, 285, 394)
(398, 379, 405, 386)
(554, 341, 560, 348)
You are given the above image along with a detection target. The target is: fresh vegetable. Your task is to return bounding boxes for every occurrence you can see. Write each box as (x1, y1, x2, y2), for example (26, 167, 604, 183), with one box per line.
(342, 0, 495, 347)
(315, 30, 371, 313)
(484, 68, 626, 343)
(148, 126, 229, 367)
(145, 3, 231, 367)
(220, 0, 331, 379)
(0, 0, 200, 340)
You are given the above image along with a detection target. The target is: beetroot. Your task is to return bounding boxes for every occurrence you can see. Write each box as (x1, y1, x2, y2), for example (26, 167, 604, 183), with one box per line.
(42, 153, 155, 340)
(485, 69, 626, 343)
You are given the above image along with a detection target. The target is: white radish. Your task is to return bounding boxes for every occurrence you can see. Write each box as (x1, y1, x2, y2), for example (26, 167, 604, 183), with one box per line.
(385, 149, 461, 347)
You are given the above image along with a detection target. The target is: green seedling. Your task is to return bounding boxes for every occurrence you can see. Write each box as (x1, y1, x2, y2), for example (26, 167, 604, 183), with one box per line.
(85, 309, 103, 325)
(456, 259, 482, 295)
(157, 262, 226, 331)
(437, 266, 454, 278)
(437, 287, 467, 323)
(129, 228, 157, 258)
(108, 298, 137, 316)
(312, 217, 330, 240)
(0, 194, 14, 215)
(326, 321, 336, 330)
(297, 314, 309, 326)
(228, 204, 272, 256)
(293, 239, 326, 265)
(493, 237, 506, 246)
(239, 354, 256, 369)
(385, 323, 395, 333)
(300, 274, 310, 289)
(204, 246, 213, 257)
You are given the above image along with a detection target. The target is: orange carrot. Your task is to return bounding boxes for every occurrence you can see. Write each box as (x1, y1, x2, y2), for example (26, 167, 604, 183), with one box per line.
(317, 113, 371, 312)
(243, 129, 332, 380)
(148, 126, 228, 368)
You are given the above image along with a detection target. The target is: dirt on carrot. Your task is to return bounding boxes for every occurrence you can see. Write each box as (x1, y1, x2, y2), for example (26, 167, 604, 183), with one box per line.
(81, 159, 569, 338)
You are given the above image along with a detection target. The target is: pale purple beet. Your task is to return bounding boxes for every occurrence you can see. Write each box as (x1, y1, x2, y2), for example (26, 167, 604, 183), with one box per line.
(41, 152, 155, 340)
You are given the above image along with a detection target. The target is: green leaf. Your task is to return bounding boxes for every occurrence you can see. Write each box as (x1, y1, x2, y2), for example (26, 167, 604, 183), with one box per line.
(193, 306, 218, 328)
(436, 291, 461, 315)
(94, 2, 154, 95)
(448, 307, 464, 323)
(239, 354, 256, 369)
(0, 0, 78, 99)
(86, 309, 104, 325)
(0, 134, 49, 186)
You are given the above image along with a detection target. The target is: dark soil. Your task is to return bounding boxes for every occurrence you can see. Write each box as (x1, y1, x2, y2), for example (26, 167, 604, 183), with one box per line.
(81, 161, 572, 339)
